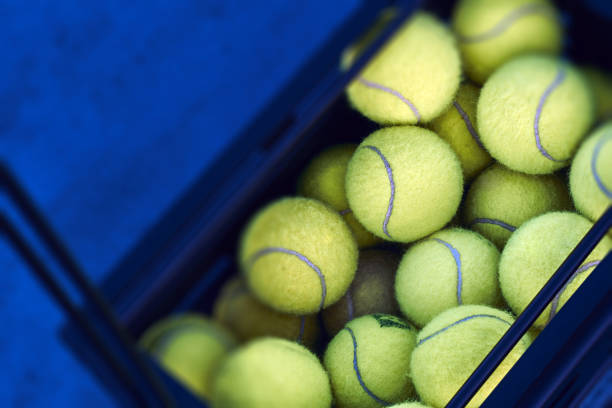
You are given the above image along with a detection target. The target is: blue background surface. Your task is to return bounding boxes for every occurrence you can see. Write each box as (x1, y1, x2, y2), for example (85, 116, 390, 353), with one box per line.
(0, 1, 359, 405)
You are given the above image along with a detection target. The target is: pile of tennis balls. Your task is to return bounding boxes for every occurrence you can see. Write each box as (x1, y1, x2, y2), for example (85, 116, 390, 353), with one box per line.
(139, 1, 612, 407)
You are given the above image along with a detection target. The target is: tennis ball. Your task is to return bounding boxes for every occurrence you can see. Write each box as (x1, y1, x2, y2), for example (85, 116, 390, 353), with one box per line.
(582, 67, 612, 121)
(478, 55, 595, 174)
(298, 144, 381, 248)
(324, 314, 417, 408)
(452, 0, 563, 84)
(463, 163, 572, 249)
(239, 197, 358, 314)
(322, 249, 400, 336)
(569, 123, 612, 223)
(213, 338, 332, 408)
(389, 403, 432, 408)
(139, 314, 236, 400)
(428, 82, 492, 180)
(346, 126, 463, 243)
(410, 305, 532, 408)
(213, 277, 319, 347)
(499, 212, 612, 328)
(395, 228, 502, 327)
(346, 12, 461, 125)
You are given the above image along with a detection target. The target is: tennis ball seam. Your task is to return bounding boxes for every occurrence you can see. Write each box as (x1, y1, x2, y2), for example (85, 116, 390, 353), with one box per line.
(249, 247, 327, 311)
(432, 238, 464, 305)
(535, 67, 570, 162)
(345, 326, 392, 406)
(469, 217, 517, 232)
(357, 77, 422, 123)
(363, 144, 395, 239)
(457, 3, 556, 44)
(418, 313, 513, 346)
(592, 134, 612, 197)
(453, 100, 484, 148)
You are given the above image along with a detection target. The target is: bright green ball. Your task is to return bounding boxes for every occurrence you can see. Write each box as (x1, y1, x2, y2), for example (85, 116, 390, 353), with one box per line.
(410, 305, 532, 408)
(499, 212, 612, 328)
(395, 228, 502, 328)
(213, 338, 332, 408)
(322, 249, 401, 336)
(346, 126, 463, 243)
(388, 402, 432, 408)
(239, 197, 358, 314)
(347, 12, 461, 125)
(298, 144, 381, 248)
(478, 55, 595, 174)
(428, 82, 492, 180)
(139, 314, 236, 400)
(452, 0, 563, 83)
(569, 122, 612, 223)
(324, 314, 417, 408)
(463, 163, 572, 249)
(213, 277, 319, 348)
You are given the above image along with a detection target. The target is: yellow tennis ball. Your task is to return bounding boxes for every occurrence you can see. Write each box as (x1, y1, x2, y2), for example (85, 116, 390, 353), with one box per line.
(389, 402, 432, 408)
(581, 67, 612, 121)
(499, 212, 612, 329)
(346, 126, 463, 243)
(213, 338, 332, 408)
(395, 228, 502, 328)
(346, 12, 461, 125)
(428, 82, 492, 180)
(298, 144, 381, 248)
(139, 314, 237, 400)
(410, 305, 532, 408)
(239, 197, 358, 314)
(324, 314, 417, 408)
(452, 0, 563, 83)
(478, 55, 595, 174)
(569, 122, 612, 223)
(322, 249, 400, 336)
(463, 163, 572, 249)
(213, 277, 319, 347)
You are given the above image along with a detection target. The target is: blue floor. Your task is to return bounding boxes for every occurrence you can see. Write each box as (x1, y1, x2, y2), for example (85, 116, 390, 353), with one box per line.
(0, 1, 359, 405)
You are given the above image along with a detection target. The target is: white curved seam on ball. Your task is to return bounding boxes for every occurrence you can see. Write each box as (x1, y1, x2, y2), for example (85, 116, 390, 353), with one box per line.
(363, 145, 395, 239)
(357, 77, 421, 123)
(453, 100, 484, 148)
(417, 314, 512, 346)
(591, 133, 612, 198)
(534, 67, 569, 162)
(432, 238, 463, 305)
(547, 260, 601, 323)
(470, 218, 517, 232)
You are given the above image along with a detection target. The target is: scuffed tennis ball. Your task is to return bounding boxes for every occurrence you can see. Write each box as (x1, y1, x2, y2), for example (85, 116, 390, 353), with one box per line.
(428, 82, 492, 180)
(346, 126, 463, 243)
(388, 403, 432, 408)
(213, 338, 332, 408)
(347, 12, 461, 125)
(569, 122, 612, 223)
(410, 305, 532, 408)
(499, 212, 612, 328)
(478, 55, 595, 174)
(463, 163, 572, 249)
(324, 314, 417, 408)
(239, 197, 358, 314)
(322, 249, 400, 336)
(213, 277, 319, 347)
(298, 144, 381, 247)
(582, 67, 612, 120)
(395, 228, 502, 327)
(139, 314, 236, 400)
(452, 0, 563, 83)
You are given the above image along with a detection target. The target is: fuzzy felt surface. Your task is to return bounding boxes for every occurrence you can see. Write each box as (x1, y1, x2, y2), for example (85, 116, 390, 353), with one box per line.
(452, 0, 562, 83)
(347, 12, 461, 125)
(395, 228, 502, 328)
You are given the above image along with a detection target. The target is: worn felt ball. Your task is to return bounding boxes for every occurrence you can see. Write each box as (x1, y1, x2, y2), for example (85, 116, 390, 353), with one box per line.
(428, 82, 492, 180)
(452, 0, 563, 84)
(388, 402, 432, 408)
(239, 197, 358, 314)
(322, 249, 401, 336)
(346, 12, 461, 125)
(395, 228, 502, 328)
(499, 212, 612, 328)
(410, 305, 532, 408)
(213, 338, 332, 408)
(324, 314, 417, 408)
(298, 144, 381, 248)
(346, 126, 463, 243)
(213, 277, 319, 347)
(139, 314, 237, 400)
(478, 55, 595, 174)
(463, 163, 572, 249)
(569, 123, 612, 223)
(582, 67, 612, 121)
